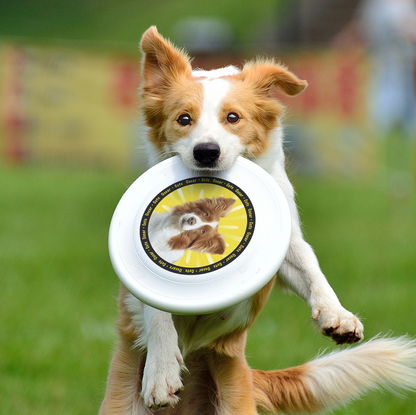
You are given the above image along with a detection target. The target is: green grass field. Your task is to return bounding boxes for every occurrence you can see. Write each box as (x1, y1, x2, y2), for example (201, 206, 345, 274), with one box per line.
(1, 1, 416, 413)
(1, 161, 415, 415)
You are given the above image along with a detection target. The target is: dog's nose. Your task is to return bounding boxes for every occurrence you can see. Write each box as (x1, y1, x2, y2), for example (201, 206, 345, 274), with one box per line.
(187, 216, 196, 226)
(193, 143, 220, 167)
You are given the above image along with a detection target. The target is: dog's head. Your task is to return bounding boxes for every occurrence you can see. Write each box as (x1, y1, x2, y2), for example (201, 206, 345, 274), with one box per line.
(167, 197, 235, 256)
(172, 197, 236, 230)
(140, 26, 307, 171)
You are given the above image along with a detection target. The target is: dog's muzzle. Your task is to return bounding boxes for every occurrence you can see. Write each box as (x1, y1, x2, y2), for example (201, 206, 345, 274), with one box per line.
(186, 216, 196, 226)
(193, 143, 220, 168)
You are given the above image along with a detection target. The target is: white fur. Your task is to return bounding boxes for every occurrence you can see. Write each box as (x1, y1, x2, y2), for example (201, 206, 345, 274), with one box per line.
(181, 213, 218, 231)
(305, 336, 416, 408)
(192, 66, 240, 79)
(140, 305, 184, 409)
(148, 212, 185, 264)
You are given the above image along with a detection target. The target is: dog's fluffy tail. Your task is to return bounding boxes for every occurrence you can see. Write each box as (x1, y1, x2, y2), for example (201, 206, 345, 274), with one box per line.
(252, 336, 416, 414)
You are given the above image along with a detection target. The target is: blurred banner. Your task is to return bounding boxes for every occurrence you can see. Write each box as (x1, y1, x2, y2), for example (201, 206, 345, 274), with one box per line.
(0, 42, 377, 175)
(280, 50, 377, 176)
(0, 43, 142, 169)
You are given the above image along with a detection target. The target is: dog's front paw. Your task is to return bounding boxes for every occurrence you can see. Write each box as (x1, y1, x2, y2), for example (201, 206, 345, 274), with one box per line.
(313, 306, 364, 345)
(141, 349, 185, 411)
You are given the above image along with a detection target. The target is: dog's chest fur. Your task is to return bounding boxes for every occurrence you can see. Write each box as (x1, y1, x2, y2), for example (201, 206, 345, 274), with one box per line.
(125, 293, 254, 357)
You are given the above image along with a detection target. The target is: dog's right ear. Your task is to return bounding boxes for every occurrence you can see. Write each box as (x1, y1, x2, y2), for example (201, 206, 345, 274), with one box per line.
(140, 26, 192, 92)
(216, 197, 236, 218)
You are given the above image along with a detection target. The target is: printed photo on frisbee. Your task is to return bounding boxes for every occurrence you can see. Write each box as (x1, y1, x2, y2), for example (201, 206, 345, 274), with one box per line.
(140, 177, 255, 274)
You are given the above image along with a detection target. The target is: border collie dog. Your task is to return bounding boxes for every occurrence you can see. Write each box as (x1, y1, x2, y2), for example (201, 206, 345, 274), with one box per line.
(99, 27, 416, 415)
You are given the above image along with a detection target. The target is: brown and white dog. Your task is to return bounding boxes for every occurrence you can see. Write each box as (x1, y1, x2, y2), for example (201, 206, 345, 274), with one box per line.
(148, 197, 235, 263)
(99, 27, 416, 414)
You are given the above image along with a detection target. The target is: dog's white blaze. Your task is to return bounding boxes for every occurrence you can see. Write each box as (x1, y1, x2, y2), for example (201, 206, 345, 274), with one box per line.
(181, 214, 218, 231)
(170, 76, 244, 171)
(201, 77, 228, 98)
(207, 221, 219, 229)
(192, 66, 240, 79)
(198, 78, 245, 171)
(181, 214, 203, 230)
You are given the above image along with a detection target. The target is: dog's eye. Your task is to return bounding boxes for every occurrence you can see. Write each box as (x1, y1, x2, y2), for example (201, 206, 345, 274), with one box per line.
(177, 114, 191, 126)
(201, 229, 205, 233)
(204, 213, 208, 217)
(226, 113, 240, 124)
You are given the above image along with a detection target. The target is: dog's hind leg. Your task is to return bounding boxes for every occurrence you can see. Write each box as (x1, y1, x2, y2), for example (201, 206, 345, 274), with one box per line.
(99, 286, 149, 414)
(99, 338, 146, 415)
(207, 352, 258, 415)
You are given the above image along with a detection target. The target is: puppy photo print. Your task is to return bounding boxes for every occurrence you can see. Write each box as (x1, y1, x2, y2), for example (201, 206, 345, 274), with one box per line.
(140, 177, 255, 274)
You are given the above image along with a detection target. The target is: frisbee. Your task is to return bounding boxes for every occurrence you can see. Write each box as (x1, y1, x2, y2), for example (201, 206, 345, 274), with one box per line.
(109, 156, 291, 315)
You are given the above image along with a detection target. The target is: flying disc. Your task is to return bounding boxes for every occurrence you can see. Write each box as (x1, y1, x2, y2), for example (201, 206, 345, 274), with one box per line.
(109, 156, 291, 314)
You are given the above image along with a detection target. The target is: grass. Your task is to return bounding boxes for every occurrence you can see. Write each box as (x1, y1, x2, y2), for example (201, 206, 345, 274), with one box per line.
(0, 165, 134, 415)
(1, 160, 415, 414)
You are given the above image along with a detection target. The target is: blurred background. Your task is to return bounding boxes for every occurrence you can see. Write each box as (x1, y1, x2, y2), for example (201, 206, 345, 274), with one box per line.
(1, 1, 415, 414)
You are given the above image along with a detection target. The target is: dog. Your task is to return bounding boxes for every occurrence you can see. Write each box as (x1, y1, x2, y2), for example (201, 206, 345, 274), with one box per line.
(99, 27, 416, 414)
(148, 197, 235, 263)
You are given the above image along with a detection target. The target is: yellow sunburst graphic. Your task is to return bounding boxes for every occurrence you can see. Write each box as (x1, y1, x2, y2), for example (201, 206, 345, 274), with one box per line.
(152, 183, 247, 268)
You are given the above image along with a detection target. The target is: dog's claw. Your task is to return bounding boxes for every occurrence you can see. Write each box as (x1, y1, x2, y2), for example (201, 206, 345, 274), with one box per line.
(314, 306, 364, 345)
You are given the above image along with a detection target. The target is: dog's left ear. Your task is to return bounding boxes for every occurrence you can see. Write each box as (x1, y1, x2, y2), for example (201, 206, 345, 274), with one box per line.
(168, 232, 193, 251)
(204, 234, 227, 255)
(187, 232, 226, 255)
(239, 60, 307, 97)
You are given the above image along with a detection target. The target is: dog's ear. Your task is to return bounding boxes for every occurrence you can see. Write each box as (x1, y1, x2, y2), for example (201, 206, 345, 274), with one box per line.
(239, 60, 307, 97)
(207, 234, 227, 255)
(168, 232, 193, 251)
(191, 233, 226, 255)
(215, 197, 236, 218)
(140, 26, 192, 92)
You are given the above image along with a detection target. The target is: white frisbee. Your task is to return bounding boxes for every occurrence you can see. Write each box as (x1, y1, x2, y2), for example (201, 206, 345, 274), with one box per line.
(109, 156, 291, 315)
